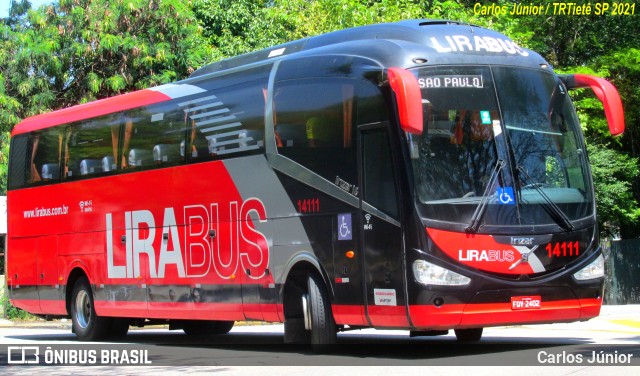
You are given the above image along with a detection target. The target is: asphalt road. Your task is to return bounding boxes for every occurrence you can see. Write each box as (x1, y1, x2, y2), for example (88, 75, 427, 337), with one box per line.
(0, 305, 639, 375)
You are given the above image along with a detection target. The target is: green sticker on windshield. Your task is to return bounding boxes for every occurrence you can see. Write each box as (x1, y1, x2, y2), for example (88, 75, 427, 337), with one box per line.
(480, 111, 491, 125)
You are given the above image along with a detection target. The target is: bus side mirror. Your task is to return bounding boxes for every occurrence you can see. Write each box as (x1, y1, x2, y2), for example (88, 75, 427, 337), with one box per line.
(559, 74, 625, 136)
(388, 67, 423, 135)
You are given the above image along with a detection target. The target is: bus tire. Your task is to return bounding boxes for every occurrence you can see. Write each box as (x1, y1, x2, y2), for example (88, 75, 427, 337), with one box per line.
(183, 320, 235, 336)
(307, 274, 337, 350)
(70, 277, 110, 341)
(454, 328, 483, 342)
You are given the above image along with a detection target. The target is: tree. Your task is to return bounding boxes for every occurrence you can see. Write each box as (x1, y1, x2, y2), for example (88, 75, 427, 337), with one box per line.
(587, 143, 640, 238)
(0, 0, 213, 125)
(0, 0, 214, 194)
(191, 0, 458, 58)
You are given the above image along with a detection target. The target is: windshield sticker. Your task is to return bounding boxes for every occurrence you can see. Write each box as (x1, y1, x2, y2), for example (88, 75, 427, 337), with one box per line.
(480, 111, 491, 124)
(497, 187, 515, 205)
(374, 288, 397, 306)
(418, 75, 483, 89)
(492, 120, 502, 137)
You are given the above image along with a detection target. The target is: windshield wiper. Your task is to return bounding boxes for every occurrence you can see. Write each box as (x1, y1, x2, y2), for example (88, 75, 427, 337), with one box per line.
(466, 159, 505, 233)
(516, 165, 574, 231)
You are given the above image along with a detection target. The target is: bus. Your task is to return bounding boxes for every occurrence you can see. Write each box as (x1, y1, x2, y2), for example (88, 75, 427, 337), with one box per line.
(6, 20, 624, 345)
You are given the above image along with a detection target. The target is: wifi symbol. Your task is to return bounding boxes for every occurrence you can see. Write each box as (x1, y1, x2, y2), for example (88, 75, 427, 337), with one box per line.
(364, 214, 371, 222)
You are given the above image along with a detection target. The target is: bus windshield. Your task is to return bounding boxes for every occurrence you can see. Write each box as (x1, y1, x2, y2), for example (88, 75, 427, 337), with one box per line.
(409, 66, 593, 230)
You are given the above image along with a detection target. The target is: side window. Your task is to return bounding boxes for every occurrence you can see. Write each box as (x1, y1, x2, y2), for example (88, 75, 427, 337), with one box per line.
(274, 79, 357, 186)
(65, 116, 120, 179)
(184, 70, 267, 163)
(8, 135, 29, 189)
(27, 128, 63, 185)
(123, 101, 187, 170)
(363, 128, 398, 218)
(357, 80, 388, 125)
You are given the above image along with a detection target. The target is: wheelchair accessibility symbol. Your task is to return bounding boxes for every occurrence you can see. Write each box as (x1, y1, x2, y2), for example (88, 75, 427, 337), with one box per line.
(338, 213, 352, 241)
(497, 187, 515, 205)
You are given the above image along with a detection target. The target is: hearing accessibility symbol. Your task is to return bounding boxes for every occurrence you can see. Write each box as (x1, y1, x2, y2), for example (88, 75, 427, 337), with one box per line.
(497, 187, 515, 205)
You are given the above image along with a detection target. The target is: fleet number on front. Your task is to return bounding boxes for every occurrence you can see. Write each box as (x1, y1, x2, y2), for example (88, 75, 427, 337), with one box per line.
(546, 241, 580, 259)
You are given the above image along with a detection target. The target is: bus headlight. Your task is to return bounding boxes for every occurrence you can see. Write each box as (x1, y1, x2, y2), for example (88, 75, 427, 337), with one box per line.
(573, 254, 605, 281)
(412, 260, 471, 286)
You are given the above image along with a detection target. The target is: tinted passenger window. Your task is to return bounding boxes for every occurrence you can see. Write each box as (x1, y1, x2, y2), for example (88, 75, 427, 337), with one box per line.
(363, 128, 398, 218)
(124, 102, 187, 170)
(27, 128, 63, 185)
(184, 70, 267, 163)
(65, 115, 120, 178)
(274, 79, 357, 187)
(357, 81, 388, 125)
(8, 135, 29, 189)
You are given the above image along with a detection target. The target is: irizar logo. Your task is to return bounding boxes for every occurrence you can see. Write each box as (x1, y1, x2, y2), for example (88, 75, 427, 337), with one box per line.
(511, 237, 534, 245)
(430, 35, 529, 56)
(458, 249, 516, 262)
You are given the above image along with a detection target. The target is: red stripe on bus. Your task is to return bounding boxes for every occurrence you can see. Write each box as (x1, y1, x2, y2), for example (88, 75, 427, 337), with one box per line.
(409, 298, 601, 329)
(367, 305, 410, 327)
(13, 297, 600, 328)
(578, 298, 602, 319)
(408, 304, 465, 329)
(12, 89, 172, 136)
(9, 299, 43, 314)
(332, 304, 368, 326)
(94, 302, 284, 322)
(95, 301, 247, 321)
(38, 300, 67, 315)
(93, 301, 150, 318)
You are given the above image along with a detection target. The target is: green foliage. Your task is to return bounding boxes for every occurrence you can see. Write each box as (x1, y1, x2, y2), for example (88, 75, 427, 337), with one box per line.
(191, 0, 498, 58)
(587, 143, 640, 238)
(1, 293, 36, 321)
(0, 132, 9, 195)
(0, 0, 213, 131)
(0, 0, 214, 194)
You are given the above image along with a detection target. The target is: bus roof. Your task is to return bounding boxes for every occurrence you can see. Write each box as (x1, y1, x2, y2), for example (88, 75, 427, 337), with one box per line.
(11, 89, 171, 136)
(12, 19, 548, 136)
(190, 19, 547, 78)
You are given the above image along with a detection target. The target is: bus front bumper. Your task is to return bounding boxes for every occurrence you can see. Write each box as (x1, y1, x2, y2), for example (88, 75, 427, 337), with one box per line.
(409, 294, 602, 330)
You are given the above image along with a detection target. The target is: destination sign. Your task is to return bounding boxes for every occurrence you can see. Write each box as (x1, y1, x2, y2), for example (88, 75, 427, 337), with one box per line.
(418, 75, 484, 89)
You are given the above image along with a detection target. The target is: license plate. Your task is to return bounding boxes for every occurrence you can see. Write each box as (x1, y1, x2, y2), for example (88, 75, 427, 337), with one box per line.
(511, 295, 542, 310)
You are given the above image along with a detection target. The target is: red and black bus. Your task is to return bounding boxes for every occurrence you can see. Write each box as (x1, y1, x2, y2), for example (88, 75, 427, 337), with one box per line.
(6, 20, 624, 345)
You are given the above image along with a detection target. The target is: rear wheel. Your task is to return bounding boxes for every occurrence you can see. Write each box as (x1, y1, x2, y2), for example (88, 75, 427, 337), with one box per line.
(70, 277, 110, 341)
(183, 320, 235, 336)
(454, 328, 483, 342)
(306, 274, 337, 350)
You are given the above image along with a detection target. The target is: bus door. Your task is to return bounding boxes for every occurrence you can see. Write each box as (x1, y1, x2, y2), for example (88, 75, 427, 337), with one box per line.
(359, 123, 408, 327)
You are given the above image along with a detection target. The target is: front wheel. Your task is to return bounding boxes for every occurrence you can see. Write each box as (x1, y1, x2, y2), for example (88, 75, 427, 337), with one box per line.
(70, 277, 110, 341)
(306, 274, 337, 349)
(454, 328, 483, 342)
